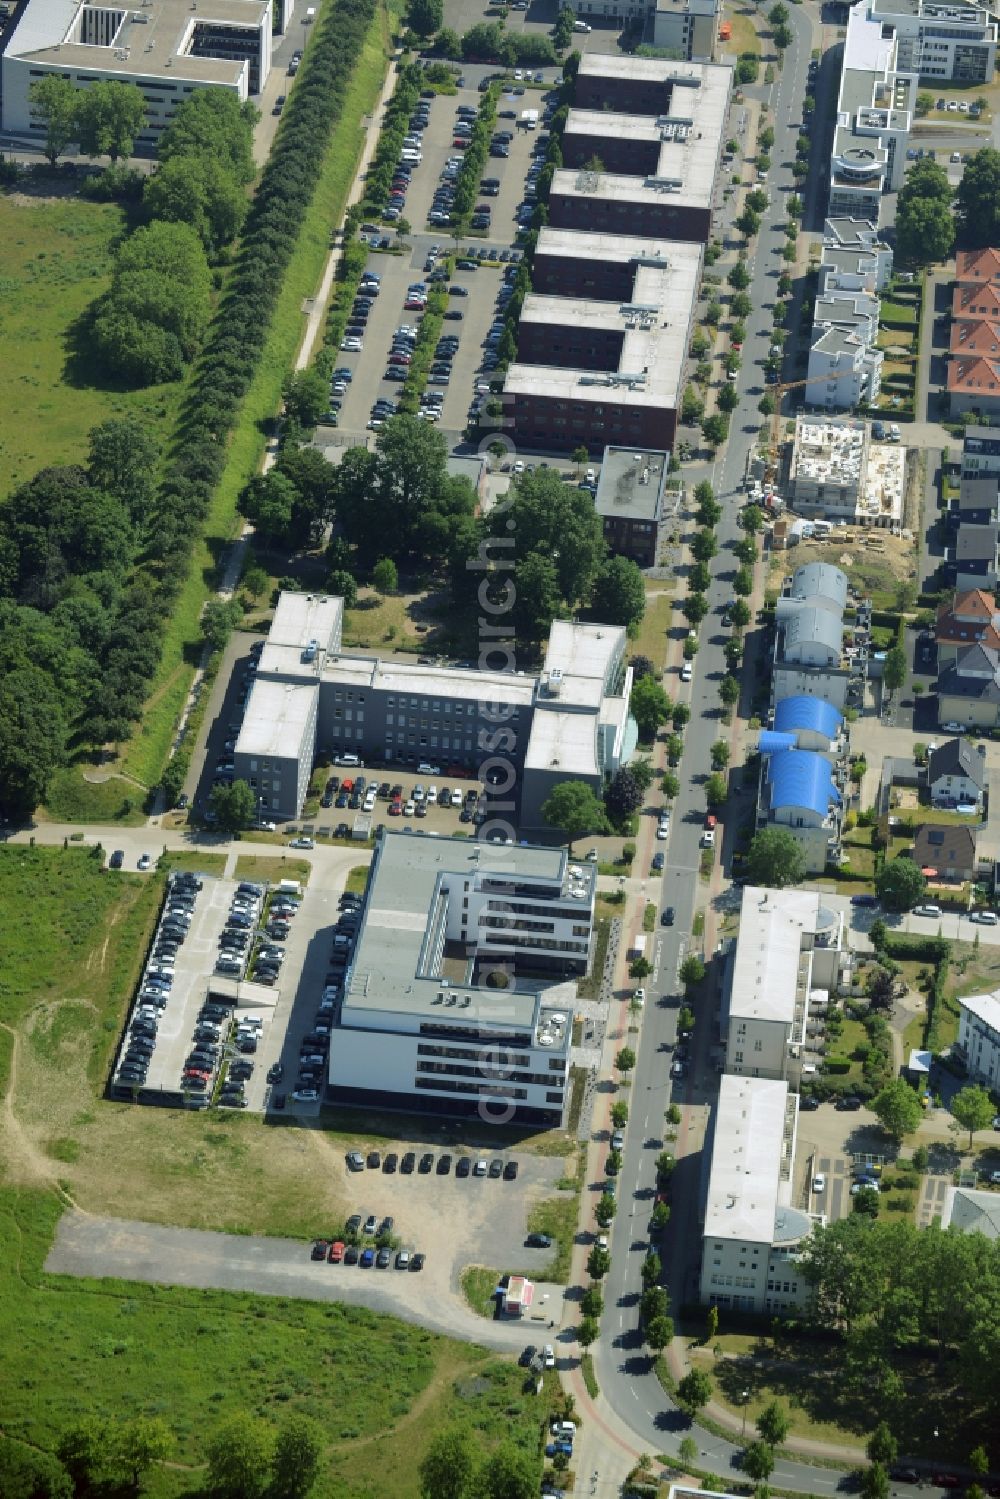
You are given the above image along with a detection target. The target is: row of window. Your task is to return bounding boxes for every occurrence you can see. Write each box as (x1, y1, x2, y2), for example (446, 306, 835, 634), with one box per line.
(382, 734, 477, 751)
(482, 933, 588, 954)
(416, 1060, 565, 1090)
(487, 899, 588, 923)
(418, 1043, 563, 1071)
(414, 1077, 527, 1100)
(419, 1022, 532, 1046)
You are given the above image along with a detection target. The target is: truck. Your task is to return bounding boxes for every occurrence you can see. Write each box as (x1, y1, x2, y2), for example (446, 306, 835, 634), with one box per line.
(628, 934, 647, 962)
(519, 108, 538, 130)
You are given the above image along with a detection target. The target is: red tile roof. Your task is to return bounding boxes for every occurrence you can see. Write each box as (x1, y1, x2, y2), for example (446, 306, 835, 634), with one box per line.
(956, 247, 1000, 288)
(947, 355, 1000, 395)
(951, 318, 1000, 356)
(953, 283, 1000, 320)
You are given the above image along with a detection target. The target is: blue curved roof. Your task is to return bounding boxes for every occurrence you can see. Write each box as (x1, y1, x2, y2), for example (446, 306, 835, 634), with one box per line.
(767, 749, 841, 818)
(774, 695, 843, 742)
(759, 730, 798, 755)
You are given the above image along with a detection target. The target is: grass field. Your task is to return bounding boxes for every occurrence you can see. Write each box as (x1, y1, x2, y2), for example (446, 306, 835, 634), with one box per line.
(120, 2, 394, 788)
(631, 591, 676, 674)
(40, 766, 149, 826)
(0, 192, 185, 505)
(0, 1187, 548, 1497)
(232, 854, 312, 885)
(157, 849, 228, 877)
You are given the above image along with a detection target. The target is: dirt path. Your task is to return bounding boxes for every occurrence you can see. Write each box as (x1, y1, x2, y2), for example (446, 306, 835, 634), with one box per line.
(0, 1021, 68, 1197)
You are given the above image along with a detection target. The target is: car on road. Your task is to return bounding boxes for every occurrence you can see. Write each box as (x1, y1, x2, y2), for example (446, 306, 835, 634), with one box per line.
(812, 1174, 826, 1193)
(850, 893, 879, 907)
(419, 1152, 433, 1173)
(504, 1159, 518, 1180)
(289, 836, 314, 850)
(680, 662, 693, 683)
(359, 1247, 375, 1268)
(634, 988, 646, 1007)
(661, 906, 675, 926)
(437, 1153, 452, 1174)
(109, 850, 125, 869)
(670, 1060, 686, 1079)
(652, 853, 665, 872)
(912, 904, 942, 918)
(519, 1345, 537, 1367)
(311, 1239, 329, 1260)
(700, 829, 715, 848)
(543, 1344, 555, 1368)
(328, 1240, 345, 1263)
(611, 1131, 625, 1152)
(836, 1096, 862, 1111)
(291, 1088, 319, 1102)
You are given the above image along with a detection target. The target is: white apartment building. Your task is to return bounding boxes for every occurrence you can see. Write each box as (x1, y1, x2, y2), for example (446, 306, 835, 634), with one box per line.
(772, 563, 855, 711)
(872, 0, 997, 82)
(807, 320, 884, 413)
(700, 1076, 813, 1314)
(724, 887, 848, 1080)
(956, 990, 1000, 1089)
(328, 833, 595, 1127)
(1, 0, 272, 147)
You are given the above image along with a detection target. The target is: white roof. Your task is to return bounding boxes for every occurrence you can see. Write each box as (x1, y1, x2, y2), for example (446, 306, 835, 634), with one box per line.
(522, 711, 600, 777)
(268, 593, 343, 654)
(235, 680, 317, 759)
(943, 1185, 1000, 1241)
(730, 886, 821, 1026)
(535, 226, 688, 265)
(545, 620, 624, 685)
(704, 1076, 791, 1245)
(960, 989, 1000, 1036)
(577, 50, 726, 85)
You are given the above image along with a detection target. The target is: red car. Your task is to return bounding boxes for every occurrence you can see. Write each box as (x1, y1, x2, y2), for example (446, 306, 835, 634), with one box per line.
(404, 298, 425, 311)
(704, 813, 717, 830)
(327, 1240, 346, 1263)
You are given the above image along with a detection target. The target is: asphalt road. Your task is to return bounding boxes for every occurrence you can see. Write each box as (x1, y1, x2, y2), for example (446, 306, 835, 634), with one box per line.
(584, 15, 951, 1495)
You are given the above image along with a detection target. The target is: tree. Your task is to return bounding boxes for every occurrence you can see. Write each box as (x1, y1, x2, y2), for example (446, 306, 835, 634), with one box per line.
(205, 1416, 274, 1499)
(691, 528, 718, 563)
(651, 1201, 671, 1232)
(951, 1084, 995, 1148)
(915, 90, 934, 116)
(641, 1286, 668, 1324)
(970, 1446, 989, 1480)
(702, 414, 729, 448)
(705, 772, 728, 808)
(956, 147, 1000, 247)
(729, 259, 752, 291)
(591, 555, 646, 629)
(541, 781, 609, 845)
(111, 1418, 172, 1494)
(208, 779, 256, 833)
(733, 565, 754, 598)
(587, 1244, 611, 1279)
(616, 1046, 636, 1078)
(481, 1443, 538, 1499)
(747, 828, 805, 889)
(595, 1193, 617, 1228)
(630, 654, 655, 681)
(238, 471, 298, 548)
(711, 739, 730, 771)
(269, 1415, 322, 1499)
(665, 733, 683, 765)
(144, 152, 247, 253)
(629, 757, 655, 795)
(874, 857, 926, 912)
(872, 1079, 923, 1143)
(282, 369, 329, 430)
(719, 675, 740, 710)
(679, 1436, 699, 1467)
(486, 466, 605, 608)
(329, 569, 358, 608)
(681, 385, 705, 424)
(75, 80, 146, 162)
(578, 1316, 599, 1348)
(755, 1400, 789, 1448)
(0, 666, 68, 818)
(730, 598, 751, 629)
(860, 1463, 891, 1499)
(157, 89, 256, 185)
(418, 1427, 476, 1499)
(0, 1438, 71, 1499)
(409, 0, 444, 35)
(734, 536, 758, 568)
(695, 489, 722, 527)
(740, 504, 764, 534)
(30, 77, 80, 166)
(718, 382, 739, 414)
(679, 954, 705, 988)
(883, 645, 906, 694)
(662, 770, 680, 800)
(743, 1442, 774, 1484)
(646, 1315, 674, 1350)
(87, 416, 157, 520)
(372, 557, 398, 595)
(581, 1284, 604, 1317)
(606, 767, 643, 822)
(676, 1369, 713, 1419)
(684, 593, 709, 627)
(629, 675, 671, 740)
(611, 1099, 629, 1128)
(513, 552, 561, 641)
(866, 1422, 898, 1468)
(201, 598, 242, 654)
(896, 159, 955, 264)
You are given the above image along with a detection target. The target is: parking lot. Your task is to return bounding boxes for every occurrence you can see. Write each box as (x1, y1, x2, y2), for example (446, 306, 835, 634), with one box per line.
(794, 1097, 886, 1224)
(326, 75, 552, 447)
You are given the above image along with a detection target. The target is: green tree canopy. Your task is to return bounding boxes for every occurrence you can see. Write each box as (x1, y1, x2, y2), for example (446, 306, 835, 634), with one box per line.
(590, 555, 646, 629)
(270, 1415, 323, 1499)
(29, 76, 79, 166)
(410, 0, 444, 33)
(157, 88, 257, 185)
(746, 827, 805, 888)
(871, 1078, 923, 1143)
(372, 557, 399, 595)
(76, 80, 146, 162)
(630, 675, 671, 740)
(541, 781, 610, 843)
(874, 857, 926, 912)
(896, 159, 955, 264)
(419, 1427, 476, 1499)
(955, 147, 1000, 247)
(743, 1441, 775, 1483)
(866, 1422, 898, 1468)
(951, 1083, 995, 1148)
(208, 778, 256, 833)
(205, 1415, 274, 1499)
(237, 471, 299, 549)
(756, 1400, 790, 1448)
(144, 152, 248, 252)
(676, 1368, 713, 1418)
(0, 1438, 71, 1499)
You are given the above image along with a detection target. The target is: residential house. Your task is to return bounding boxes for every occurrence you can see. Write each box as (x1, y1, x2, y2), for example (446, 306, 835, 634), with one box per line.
(955, 246, 1000, 291)
(772, 563, 859, 712)
(948, 355, 1000, 420)
(953, 521, 1000, 591)
(950, 477, 1000, 529)
(953, 282, 1000, 321)
(950, 318, 1000, 358)
(934, 588, 1000, 668)
(757, 747, 843, 874)
(912, 822, 978, 881)
(962, 425, 1000, 480)
(926, 736, 986, 808)
(937, 641, 1000, 729)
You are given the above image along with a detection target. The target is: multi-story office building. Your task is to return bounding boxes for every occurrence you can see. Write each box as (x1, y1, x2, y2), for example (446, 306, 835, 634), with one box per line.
(723, 887, 848, 1082)
(592, 446, 671, 566)
(652, 0, 719, 59)
(573, 51, 713, 114)
(700, 1076, 813, 1314)
(234, 594, 635, 827)
(327, 833, 595, 1126)
(871, 0, 996, 81)
(956, 990, 1000, 1089)
(1, 0, 271, 146)
(506, 235, 702, 455)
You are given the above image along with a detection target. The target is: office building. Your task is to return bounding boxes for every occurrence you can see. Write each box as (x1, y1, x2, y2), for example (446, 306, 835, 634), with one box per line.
(592, 446, 671, 566)
(653, 0, 719, 60)
(574, 51, 716, 114)
(507, 235, 702, 454)
(1, 0, 271, 145)
(327, 832, 595, 1126)
(700, 1076, 813, 1314)
(956, 990, 1000, 1088)
(234, 594, 635, 825)
(871, 0, 996, 82)
(723, 886, 848, 1082)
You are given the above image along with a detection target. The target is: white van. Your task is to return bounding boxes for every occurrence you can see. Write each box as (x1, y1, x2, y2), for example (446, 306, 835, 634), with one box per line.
(573, 18, 591, 29)
(970, 910, 999, 925)
(304, 5, 316, 18)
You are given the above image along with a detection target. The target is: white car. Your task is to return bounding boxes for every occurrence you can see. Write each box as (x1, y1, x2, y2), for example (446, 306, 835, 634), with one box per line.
(137, 854, 152, 871)
(812, 1174, 826, 1193)
(426, 785, 438, 803)
(255, 819, 277, 832)
(289, 836, 314, 849)
(291, 1089, 319, 1103)
(633, 988, 646, 1007)
(851, 1180, 880, 1195)
(586, 848, 598, 862)
(403, 799, 416, 816)
(657, 819, 670, 840)
(700, 829, 715, 848)
(450, 788, 463, 807)
(341, 337, 362, 351)
(543, 1344, 556, 1368)
(990, 1171, 1000, 1186)
(513, 459, 525, 475)
(681, 662, 693, 682)
(412, 784, 426, 802)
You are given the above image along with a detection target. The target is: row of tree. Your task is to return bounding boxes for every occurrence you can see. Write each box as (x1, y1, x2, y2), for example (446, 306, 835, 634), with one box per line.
(418, 1427, 540, 1499)
(29, 77, 146, 167)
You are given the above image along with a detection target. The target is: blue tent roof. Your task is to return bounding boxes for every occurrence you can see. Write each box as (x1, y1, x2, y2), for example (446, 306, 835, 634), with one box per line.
(774, 695, 843, 741)
(767, 749, 841, 818)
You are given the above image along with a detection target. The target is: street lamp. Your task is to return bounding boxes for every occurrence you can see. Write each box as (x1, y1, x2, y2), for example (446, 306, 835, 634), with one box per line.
(741, 1388, 751, 1440)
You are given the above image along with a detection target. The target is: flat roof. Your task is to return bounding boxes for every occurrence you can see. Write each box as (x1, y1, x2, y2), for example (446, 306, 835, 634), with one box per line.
(960, 988, 1000, 1034)
(522, 710, 602, 776)
(535, 225, 694, 265)
(730, 886, 823, 1026)
(594, 445, 670, 522)
(268, 593, 343, 654)
(235, 679, 317, 759)
(577, 51, 728, 85)
(545, 620, 625, 683)
(343, 833, 584, 1029)
(6, 0, 266, 86)
(704, 1075, 792, 1245)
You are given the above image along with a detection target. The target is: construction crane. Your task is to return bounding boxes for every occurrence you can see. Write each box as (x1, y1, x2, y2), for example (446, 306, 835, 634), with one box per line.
(762, 371, 850, 480)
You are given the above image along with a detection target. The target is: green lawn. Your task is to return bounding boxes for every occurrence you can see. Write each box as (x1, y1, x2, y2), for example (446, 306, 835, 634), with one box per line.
(121, 1, 394, 788)
(0, 1187, 546, 1497)
(631, 591, 676, 674)
(40, 766, 149, 826)
(0, 193, 185, 505)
